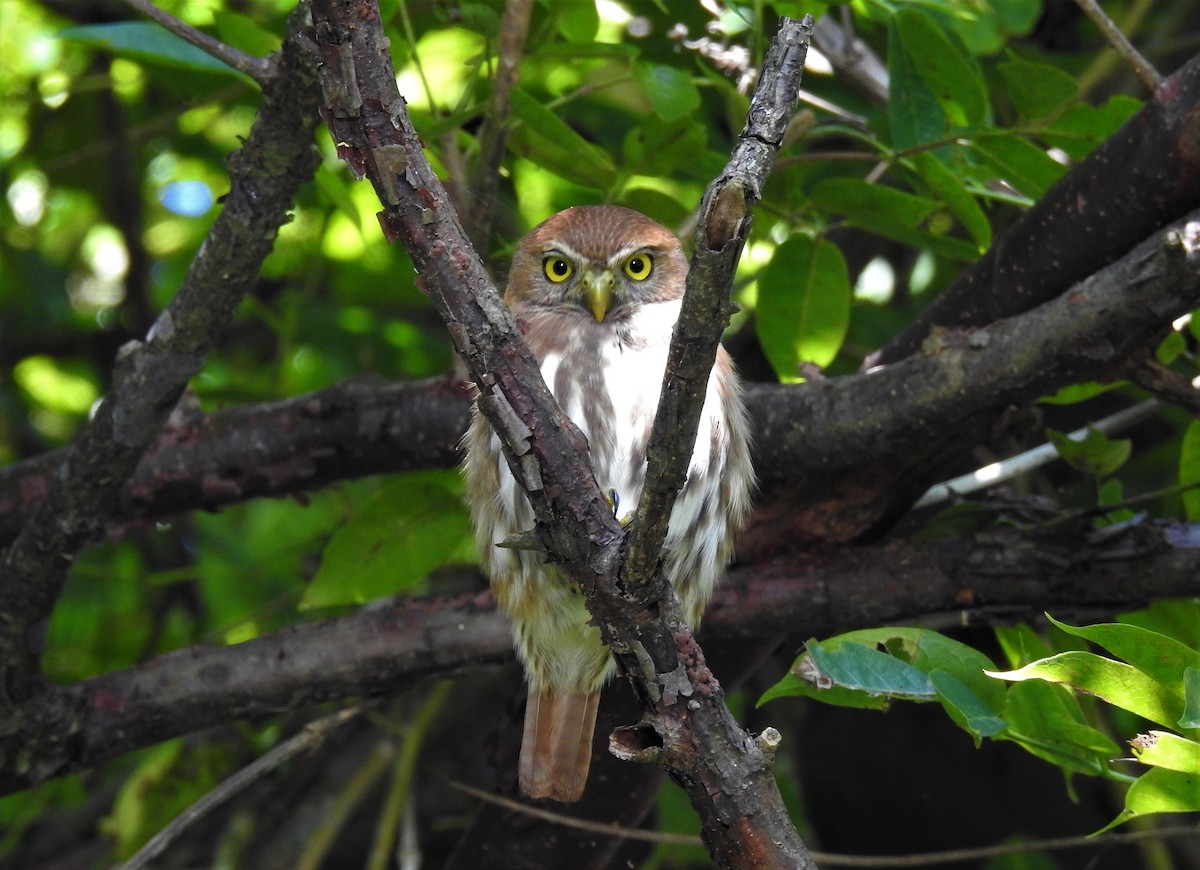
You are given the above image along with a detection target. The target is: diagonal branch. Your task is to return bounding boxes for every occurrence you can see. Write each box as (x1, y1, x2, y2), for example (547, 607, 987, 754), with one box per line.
(623, 16, 812, 592)
(0, 8, 323, 709)
(302, 2, 817, 864)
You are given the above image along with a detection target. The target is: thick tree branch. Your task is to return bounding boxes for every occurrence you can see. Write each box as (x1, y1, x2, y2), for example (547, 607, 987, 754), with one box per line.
(5, 213, 1196, 555)
(873, 52, 1200, 366)
(303, 3, 815, 864)
(0, 9, 323, 708)
(3, 522, 1196, 794)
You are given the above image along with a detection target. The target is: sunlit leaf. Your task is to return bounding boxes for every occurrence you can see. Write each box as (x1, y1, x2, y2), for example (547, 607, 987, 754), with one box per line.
(1099, 767, 1200, 832)
(756, 235, 851, 380)
(989, 651, 1183, 729)
(1048, 616, 1200, 692)
(1000, 680, 1120, 776)
(1046, 425, 1131, 477)
(1184, 668, 1200, 729)
(1130, 731, 1200, 774)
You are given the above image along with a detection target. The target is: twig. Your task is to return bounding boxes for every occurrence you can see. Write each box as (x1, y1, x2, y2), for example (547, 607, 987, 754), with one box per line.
(120, 0, 272, 85)
(453, 782, 1200, 867)
(1073, 0, 1164, 93)
(118, 705, 366, 870)
(914, 399, 1161, 509)
(450, 782, 703, 846)
(465, 0, 533, 252)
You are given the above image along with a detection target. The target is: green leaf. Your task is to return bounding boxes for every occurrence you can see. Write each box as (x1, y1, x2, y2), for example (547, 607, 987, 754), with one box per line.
(553, 0, 600, 44)
(1001, 680, 1120, 776)
(970, 135, 1067, 199)
(828, 626, 1005, 707)
(810, 178, 939, 229)
(632, 62, 701, 123)
(1130, 731, 1200, 774)
(905, 152, 991, 249)
(1038, 381, 1123, 405)
(1099, 767, 1200, 832)
(59, 22, 249, 80)
(1047, 616, 1200, 693)
(807, 640, 937, 699)
(988, 651, 1183, 729)
(887, 19, 947, 149)
(621, 117, 706, 177)
(757, 666, 891, 710)
(1041, 96, 1142, 160)
(894, 8, 988, 127)
(212, 10, 281, 57)
(810, 177, 980, 258)
(930, 670, 1007, 739)
(508, 89, 616, 190)
(1184, 668, 1200, 729)
(301, 473, 472, 609)
(1181, 420, 1200, 522)
(997, 54, 1079, 120)
(1046, 425, 1131, 477)
(756, 235, 851, 380)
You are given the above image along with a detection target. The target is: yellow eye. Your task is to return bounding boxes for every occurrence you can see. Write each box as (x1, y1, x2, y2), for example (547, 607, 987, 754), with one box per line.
(543, 256, 573, 283)
(623, 253, 653, 281)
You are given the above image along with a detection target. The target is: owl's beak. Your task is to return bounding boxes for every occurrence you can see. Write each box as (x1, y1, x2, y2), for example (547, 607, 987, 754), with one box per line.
(582, 270, 615, 322)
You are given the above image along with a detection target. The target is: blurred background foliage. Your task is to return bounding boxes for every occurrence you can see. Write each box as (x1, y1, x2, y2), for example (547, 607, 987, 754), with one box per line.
(1, 0, 1198, 867)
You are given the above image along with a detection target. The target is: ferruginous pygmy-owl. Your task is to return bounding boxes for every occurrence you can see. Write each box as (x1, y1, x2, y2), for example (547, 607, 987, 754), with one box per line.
(463, 205, 754, 802)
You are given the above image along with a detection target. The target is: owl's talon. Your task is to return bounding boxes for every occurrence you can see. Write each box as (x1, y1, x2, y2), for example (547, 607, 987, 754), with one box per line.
(604, 489, 634, 527)
(497, 529, 544, 552)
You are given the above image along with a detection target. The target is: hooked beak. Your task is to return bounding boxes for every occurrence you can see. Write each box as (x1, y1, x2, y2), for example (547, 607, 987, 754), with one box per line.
(582, 270, 615, 322)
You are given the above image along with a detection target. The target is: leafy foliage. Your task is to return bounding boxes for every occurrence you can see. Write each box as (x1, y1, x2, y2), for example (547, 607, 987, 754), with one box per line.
(762, 609, 1200, 830)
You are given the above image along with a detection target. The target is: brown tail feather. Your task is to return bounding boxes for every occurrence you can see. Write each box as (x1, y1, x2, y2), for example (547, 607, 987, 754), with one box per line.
(519, 690, 600, 802)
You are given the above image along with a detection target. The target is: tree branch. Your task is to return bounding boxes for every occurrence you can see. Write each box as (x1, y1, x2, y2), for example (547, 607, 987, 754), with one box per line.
(3, 522, 1197, 794)
(0, 7, 323, 708)
(302, 3, 815, 864)
(623, 15, 811, 592)
(1073, 0, 1164, 93)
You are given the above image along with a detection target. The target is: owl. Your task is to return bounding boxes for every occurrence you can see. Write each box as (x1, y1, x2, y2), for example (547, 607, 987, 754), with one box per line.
(463, 205, 754, 802)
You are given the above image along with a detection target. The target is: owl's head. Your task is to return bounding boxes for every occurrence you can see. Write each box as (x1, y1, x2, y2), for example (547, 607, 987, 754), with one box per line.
(505, 205, 688, 322)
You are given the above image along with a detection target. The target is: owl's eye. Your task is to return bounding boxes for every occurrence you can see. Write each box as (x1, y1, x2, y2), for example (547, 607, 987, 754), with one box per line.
(623, 253, 653, 281)
(543, 256, 573, 283)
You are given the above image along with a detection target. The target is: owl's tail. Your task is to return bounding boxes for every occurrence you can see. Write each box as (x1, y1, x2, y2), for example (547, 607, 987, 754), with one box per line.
(519, 690, 600, 802)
